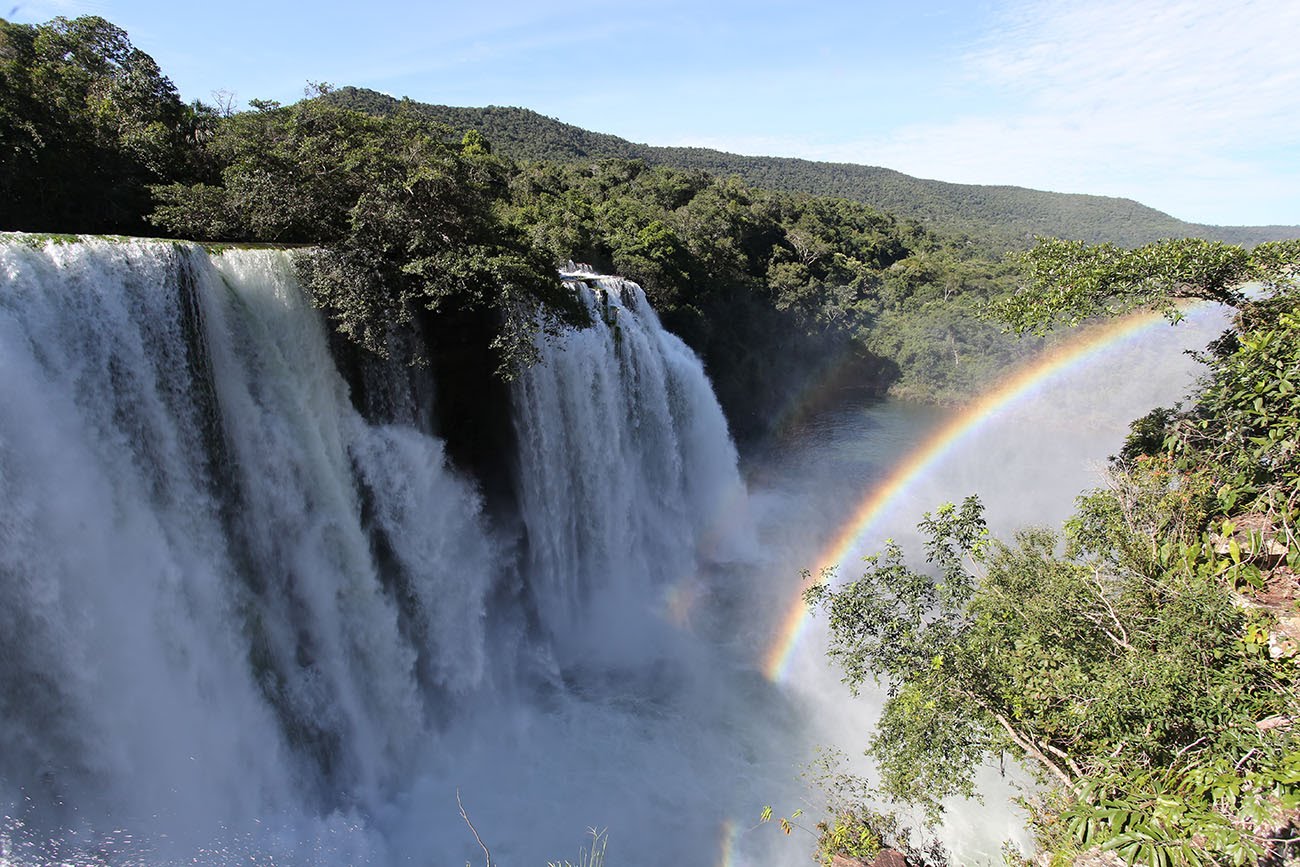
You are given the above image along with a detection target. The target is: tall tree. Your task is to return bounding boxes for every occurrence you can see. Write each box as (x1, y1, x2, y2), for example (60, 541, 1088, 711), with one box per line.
(150, 98, 590, 375)
(0, 16, 203, 233)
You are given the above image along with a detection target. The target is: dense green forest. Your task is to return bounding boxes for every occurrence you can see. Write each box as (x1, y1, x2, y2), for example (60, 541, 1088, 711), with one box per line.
(4, 17, 1296, 443)
(0, 15, 1043, 442)
(322, 87, 1300, 250)
(0, 15, 214, 235)
(7, 15, 1292, 444)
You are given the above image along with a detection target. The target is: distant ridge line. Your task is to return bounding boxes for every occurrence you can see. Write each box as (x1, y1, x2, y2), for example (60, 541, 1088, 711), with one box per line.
(324, 86, 1299, 249)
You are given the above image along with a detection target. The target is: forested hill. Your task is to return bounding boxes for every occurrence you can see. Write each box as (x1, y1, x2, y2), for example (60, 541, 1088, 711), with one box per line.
(325, 87, 1299, 249)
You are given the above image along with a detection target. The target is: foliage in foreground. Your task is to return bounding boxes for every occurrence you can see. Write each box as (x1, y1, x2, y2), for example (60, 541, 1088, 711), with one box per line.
(810, 240, 1300, 864)
(762, 749, 951, 866)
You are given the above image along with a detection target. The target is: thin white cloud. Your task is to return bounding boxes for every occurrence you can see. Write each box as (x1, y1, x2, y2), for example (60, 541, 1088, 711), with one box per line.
(684, 0, 1300, 225)
(967, 0, 1300, 142)
(351, 16, 639, 95)
(894, 0, 1300, 223)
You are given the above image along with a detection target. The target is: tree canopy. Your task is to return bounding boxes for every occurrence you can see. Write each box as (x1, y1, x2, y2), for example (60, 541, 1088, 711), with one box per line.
(991, 237, 1300, 334)
(0, 14, 1147, 435)
(0, 16, 207, 233)
(323, 87, 1300, 251)
(150, 96, 589, 375)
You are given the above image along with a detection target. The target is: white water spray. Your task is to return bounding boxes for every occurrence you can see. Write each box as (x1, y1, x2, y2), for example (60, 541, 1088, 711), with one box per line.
(0, 239, 496, 861)
(512, 272, 751, 657)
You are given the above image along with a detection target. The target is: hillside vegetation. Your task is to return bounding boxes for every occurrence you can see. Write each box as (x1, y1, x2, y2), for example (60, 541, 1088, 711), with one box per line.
(324, 87, 1300, 250)
(4, 15, 1291, 447)
(806, 239, 1300, 866)
(1, 16, 1046, 443)
(8, 14, 1300, 866)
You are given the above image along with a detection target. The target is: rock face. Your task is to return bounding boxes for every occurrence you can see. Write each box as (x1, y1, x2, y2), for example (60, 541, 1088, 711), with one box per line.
(1214, 512, 1300, 662)
(1211, 512, 1290, 567)
(830, 849, 909, 867)
(871, 851, 910, 867)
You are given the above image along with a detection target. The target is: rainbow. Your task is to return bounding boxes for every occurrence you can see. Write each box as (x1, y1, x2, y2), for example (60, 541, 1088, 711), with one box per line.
(714, 817, 740, 867)
(759, 310, 1177, 682)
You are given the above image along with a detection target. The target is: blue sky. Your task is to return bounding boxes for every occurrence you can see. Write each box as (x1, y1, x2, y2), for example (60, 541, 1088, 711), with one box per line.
(11, 0, 1299, 226)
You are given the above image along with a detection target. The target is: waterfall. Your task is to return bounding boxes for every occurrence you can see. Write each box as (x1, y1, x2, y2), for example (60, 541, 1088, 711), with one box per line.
(0, 238, 498, 857)
(511, 271, 750, 655)
(0, 239, 761, 865)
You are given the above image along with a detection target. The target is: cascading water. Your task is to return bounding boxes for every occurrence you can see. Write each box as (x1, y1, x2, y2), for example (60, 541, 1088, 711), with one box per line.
(511, 270, 751, 656)
(0, 238, 499, 862)
(0, 239, 773, 866)
(0, 235, 1224, 866)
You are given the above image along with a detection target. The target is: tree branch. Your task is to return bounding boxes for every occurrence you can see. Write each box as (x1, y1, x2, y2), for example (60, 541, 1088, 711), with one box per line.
(1088, 569, 1131, 651)
(457, 788, 492, 867)
(987, 708, 1078, 792)
(1038, 738, 1085, 779)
